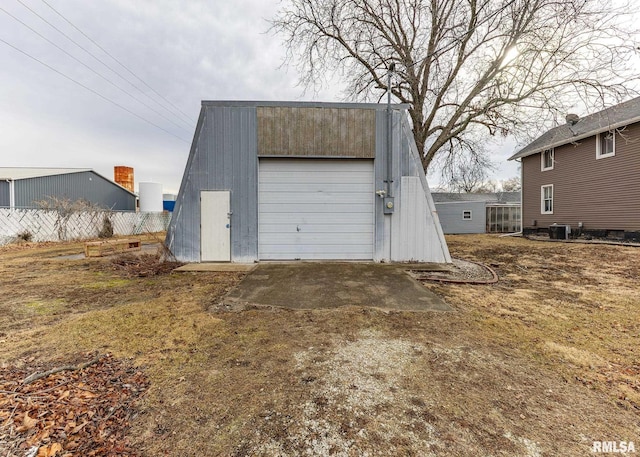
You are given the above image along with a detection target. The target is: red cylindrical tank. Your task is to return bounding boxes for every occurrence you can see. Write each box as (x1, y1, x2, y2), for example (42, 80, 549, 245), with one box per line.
(114, 166, 134, 192)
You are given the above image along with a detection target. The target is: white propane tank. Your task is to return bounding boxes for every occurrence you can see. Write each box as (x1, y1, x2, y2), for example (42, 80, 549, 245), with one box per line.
(139, 182, 163, 212)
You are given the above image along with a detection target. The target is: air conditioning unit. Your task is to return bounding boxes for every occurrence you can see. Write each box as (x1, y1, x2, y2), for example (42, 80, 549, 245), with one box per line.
(549, 224, 571, 240)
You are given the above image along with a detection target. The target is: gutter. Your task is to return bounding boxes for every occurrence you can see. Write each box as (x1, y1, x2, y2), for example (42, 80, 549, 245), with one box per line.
(499, 160, 524, 238)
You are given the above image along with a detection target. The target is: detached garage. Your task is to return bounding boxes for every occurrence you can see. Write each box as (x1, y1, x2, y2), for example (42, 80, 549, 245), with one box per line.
(166, 101, 450, 264)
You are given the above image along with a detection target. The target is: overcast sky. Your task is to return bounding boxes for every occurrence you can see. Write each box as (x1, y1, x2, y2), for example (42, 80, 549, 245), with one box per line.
(0, 0, 519, 194)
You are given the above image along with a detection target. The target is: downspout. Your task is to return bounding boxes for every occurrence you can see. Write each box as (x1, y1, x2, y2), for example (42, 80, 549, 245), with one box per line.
(384, 63, 396, 261)
(501, 158, 523, 237)
(518, 157, 523, 233)
(386, 63, 395, 199)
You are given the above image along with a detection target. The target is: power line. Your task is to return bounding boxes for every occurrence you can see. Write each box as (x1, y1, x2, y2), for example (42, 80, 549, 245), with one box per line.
(16, 0, 195, 129)
(0, 37, 190, 144)
(39, 0, 197, 124)
(1, 5, 191, 134)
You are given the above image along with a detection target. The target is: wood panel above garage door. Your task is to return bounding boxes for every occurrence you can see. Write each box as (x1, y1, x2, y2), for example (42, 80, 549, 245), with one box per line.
(257, 107, 376, 158)
(258, 159, 375, 260)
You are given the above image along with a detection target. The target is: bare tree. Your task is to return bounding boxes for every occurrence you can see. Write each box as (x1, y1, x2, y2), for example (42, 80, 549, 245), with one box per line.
(444, 153, 494, 192)
(501, 176, 521, 192)
(272, 0, 639, 172)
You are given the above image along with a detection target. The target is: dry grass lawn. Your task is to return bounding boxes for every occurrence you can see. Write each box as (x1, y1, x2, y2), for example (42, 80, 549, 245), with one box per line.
(0, 234, 639, 456)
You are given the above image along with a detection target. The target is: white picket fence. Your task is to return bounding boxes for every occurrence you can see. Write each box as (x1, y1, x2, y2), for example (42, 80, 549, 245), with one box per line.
(0, 208, 172, 246)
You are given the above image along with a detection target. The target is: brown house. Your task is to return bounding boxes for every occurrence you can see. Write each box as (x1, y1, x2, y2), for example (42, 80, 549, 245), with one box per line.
(509, 97, 640, 241)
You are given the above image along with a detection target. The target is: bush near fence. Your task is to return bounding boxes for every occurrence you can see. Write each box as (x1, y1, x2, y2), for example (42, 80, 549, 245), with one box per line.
(0, 208, 171, 246)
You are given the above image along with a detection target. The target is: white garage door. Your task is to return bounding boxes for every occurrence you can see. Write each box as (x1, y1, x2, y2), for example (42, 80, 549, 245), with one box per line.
(258, 159, 375, 260)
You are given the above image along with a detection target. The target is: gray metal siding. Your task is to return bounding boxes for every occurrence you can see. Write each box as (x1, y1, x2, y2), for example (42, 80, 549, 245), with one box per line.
(0, 181, 9, 207)
(522, 121, 640, 231)
(168, 101, 450, 263)
(166, 106, 258, 262)
(435, 201, 487, 234)
(374, 110, 451, 262)
(394, 115, 451, 262)
(13, 171, 135, 210)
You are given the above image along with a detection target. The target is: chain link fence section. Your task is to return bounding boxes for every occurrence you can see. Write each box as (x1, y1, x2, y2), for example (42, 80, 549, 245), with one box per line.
(0, 209, 171, 246)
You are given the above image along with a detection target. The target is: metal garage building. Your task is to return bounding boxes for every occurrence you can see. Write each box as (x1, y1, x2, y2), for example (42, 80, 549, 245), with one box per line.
(166, 101, 451, 263)
(0, 168, 136, 211)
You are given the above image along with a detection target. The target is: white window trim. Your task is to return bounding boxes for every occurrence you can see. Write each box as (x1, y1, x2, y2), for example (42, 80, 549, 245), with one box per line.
(462, 210, 472, 220)
(541, 148, 554, 171)
(541, 184, 553, 215)
(596, 130, 616, 159)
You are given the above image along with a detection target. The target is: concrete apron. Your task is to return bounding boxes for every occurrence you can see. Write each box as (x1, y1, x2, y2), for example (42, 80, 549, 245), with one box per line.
(222, 262, 453, 312)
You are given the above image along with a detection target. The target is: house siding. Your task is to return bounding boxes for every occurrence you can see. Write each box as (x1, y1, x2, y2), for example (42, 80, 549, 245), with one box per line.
(13, 171, 136, 210)
(522, 122, 640, 231)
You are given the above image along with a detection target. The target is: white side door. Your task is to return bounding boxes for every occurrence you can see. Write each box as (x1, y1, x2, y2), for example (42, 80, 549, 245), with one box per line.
(201, 191, 231, 261)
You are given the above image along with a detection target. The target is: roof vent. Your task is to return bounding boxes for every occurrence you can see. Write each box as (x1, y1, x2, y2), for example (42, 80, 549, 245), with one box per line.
(565, 113, 579, 125)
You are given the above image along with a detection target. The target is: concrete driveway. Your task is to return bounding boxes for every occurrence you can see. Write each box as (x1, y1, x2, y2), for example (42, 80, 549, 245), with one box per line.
(222, 262, 452, 312)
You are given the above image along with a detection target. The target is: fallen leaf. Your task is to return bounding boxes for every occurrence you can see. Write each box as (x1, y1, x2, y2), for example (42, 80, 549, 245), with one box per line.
(16, 411, 38, 432)
(78, 390, 98, 399)
(37, 443, 63, 457)
(49, 442, 63, 457)
(72, 420, 90, 434)
(58, 390, 70, 401)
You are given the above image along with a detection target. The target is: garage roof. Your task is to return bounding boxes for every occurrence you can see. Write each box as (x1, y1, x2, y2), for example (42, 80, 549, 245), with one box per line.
(0, 167, 136, 196)
(0, 167, 91, 180)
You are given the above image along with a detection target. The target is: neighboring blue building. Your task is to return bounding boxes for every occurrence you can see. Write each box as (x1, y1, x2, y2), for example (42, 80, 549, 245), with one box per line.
(433, 192, 521, 234)
(0, 168, 137, 211)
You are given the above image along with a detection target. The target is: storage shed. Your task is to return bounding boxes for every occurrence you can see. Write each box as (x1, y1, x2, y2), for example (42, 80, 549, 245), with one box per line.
(166, 101, 451, 263)
(0, 168, 136, 211)
(433, 192, 521, 234)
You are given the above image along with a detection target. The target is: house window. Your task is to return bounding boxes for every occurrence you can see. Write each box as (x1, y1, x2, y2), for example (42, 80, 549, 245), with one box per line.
(596, 130, 615, 159)
(462, 210, 472, 220)
(541, 185, 553, 214)
(541, 148, 554, 171)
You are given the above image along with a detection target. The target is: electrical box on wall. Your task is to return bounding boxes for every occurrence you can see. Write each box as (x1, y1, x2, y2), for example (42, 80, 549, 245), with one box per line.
(383, 197, 395, 214)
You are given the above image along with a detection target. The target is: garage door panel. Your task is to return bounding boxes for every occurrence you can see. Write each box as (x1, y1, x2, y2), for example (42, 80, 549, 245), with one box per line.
(259, 212, 375, 225)
(258, 172, 373, 184)
(260, 192, 372, 204)
(259, 244, 374, 255)
(260, 183, 373, 193)
(260, 252, 372, 260)
(259, 203, 372, 213)
(259, 232, 373, 244)
(258, 159, 374, 260)
(259, 224, 374, 234)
